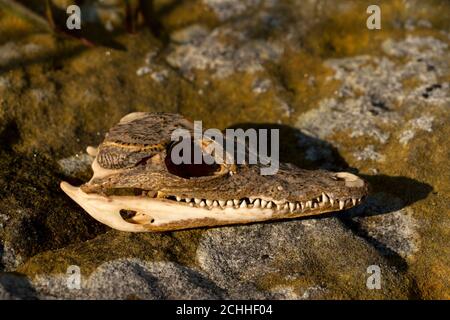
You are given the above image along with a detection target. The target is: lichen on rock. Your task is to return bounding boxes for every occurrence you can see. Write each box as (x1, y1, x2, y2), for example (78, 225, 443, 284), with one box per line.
(167, 26, 284, 79)
(0, 0, 449, 300)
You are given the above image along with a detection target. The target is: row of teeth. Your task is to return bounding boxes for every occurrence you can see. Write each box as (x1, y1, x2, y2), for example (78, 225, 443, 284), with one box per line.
(169, 193, 362, 212)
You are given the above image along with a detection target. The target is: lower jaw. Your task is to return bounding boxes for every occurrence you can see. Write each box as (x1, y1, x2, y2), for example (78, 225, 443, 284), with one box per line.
(61, 181, 354, 232)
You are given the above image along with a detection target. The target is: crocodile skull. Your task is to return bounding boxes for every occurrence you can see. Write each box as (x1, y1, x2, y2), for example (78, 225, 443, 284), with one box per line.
(61, 112, 369, 232)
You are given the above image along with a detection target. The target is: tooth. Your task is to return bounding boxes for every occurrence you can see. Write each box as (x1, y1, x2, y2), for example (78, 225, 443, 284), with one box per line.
(189, 203, 194, 207)
(313, 202, 318, 208)
(199, 201, 206, 207)
(261, 200, 267, 207)
(322, 193, 328, 204)
(176, 196, 181, 202)
(289, 202, 295, 212)
(276, 204, 282, 210)
(194, 198, 201, 204)
(226, 200, 233, 207)
(254, 199, 261, 207)
(206, 199, 213, 206)
(219, 200, 226, 206)
(213, 200, 219, 207)
(240, 200, 247, 208)
(307, 201, 312, 208)
(266, 201, 273, 209)
(352, 198, 357, 206)
(284, 203, 289, 210)
(185, 198, 192, 203)
(330, 198, 334, 206)
(317, 196, 321, 202)
(249, 198, 255, 204)
(300, 202, 305, 210)
(339, 200, 345, 210)
(233, 199, 240, 206)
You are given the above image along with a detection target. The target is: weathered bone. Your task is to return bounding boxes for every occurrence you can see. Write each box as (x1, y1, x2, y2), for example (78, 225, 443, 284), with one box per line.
(60, 112, 369, 232)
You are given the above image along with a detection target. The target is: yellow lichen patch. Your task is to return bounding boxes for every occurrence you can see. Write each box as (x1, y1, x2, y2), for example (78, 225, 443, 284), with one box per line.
(258, 273, 323, 298)
(302, 2, 387, 58)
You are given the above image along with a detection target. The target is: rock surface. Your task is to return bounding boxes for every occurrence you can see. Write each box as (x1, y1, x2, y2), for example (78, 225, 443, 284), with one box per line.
(0, 0, 449, 299)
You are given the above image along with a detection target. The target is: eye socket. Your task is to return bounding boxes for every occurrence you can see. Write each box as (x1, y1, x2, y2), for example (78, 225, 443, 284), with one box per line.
(165, 140, 222, 178)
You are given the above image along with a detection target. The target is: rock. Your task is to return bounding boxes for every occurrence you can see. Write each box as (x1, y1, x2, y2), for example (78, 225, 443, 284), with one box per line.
(57, 153, 93, 178)
(170, 24, 210, 44)
(296, 36, 449, 150)
(203, 0, 261, 21)
(346, 193, 420, 259)
(252, 78, 272, 94)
